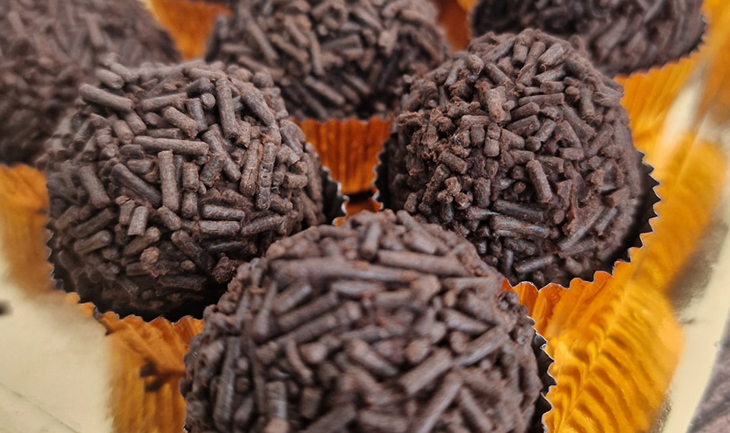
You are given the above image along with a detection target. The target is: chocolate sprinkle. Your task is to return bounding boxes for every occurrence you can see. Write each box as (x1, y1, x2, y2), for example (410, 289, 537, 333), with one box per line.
(43, 60, 332, 320)
(381, 30, 645, 287)
(470, 0, 705, 76)
(182, 210, 549, 433)
(206, 0, 447, 120)
(0, 0, 179, 165)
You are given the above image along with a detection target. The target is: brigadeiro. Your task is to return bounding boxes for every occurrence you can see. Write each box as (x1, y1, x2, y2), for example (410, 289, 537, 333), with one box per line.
(379, 30, 652, 288)
(43, 59, 340, 320)
(0, 0, 180, 165)
(205, 0, 448, 194)
(470, 0, 705, 77)
(206, 0, 446, 120)
(182, 210, 553, 433)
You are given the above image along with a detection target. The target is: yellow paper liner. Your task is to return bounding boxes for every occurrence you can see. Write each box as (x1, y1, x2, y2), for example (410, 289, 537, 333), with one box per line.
(295, 116, 392, 196)
(509, 132, 727, 432)
(697, 0, 730, 119)
(144, 0, 231, 60)
(513, 266, 685, 432)
(617, 55, 699, 157)
(614, 0, 730, 156)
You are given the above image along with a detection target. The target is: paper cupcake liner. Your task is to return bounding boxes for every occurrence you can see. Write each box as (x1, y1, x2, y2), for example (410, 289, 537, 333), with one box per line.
(456, 0, 477, 11)
(697, 1, 730, 119)
(617, 54, 702, 157)
(45, 165, 345, 322)
(432, 0, 471, 51)
(294, 116, 392, 196)
(530, 332, 555, 433)
(97, 312, 203, 433)
(375, 142, 660, 290)
(144, 0, 231, 59)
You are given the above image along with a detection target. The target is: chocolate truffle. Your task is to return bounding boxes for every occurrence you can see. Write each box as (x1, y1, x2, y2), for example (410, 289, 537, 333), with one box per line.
(205, 0, 447, 120)
(470, 0, 705, 76)
(381, 30, 645, 288)
(0, 0, 179, 165)
(44, 59, 333, 319)
(182, 210, 551, 433)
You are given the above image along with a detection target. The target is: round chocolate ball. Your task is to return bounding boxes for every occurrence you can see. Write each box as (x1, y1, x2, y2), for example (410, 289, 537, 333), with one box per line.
(182, 210, 548, 433)
(44, 60, 333, 319)
(0, 0, 180, 165)
(470, 0, 705, 76)
(205, 0, 447, 120)
(381, 30, 645, 288)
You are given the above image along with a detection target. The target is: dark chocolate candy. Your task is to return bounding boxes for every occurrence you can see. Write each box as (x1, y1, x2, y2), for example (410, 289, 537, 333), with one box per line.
(0, 0, 179, 165)
(381, 30, 645, 288)
(470, 0, 705, 77)
(182, 210, 548, 433)
(44, 60, 332, 320)
(205, 0, 447, 120)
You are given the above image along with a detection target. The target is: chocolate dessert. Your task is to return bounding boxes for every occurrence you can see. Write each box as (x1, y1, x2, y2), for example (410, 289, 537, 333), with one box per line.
(205, 0, 447, 120)
(0, 0, 180, 165)
(44, 60, 332, 319)
(182, 210, 550, 433)
(471, 0, 705, 76)
(381, 30, 645, 287)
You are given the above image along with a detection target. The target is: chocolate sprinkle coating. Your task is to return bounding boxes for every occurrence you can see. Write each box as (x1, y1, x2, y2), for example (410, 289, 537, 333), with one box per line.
(381, 30, 644, 288)
(43, 60, 331, 320)
(182, 210, 548, 433)
(206, 0, 447, 120)
(0, 0, 179, 165)
(470, 0, 705, 77)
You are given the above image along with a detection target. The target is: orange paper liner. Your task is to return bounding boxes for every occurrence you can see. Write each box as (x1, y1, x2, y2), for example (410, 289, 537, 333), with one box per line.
(101, 313, 203, 433)
(432, 0, 471, 51)
(456, 0, 476, 11)
(513, 266, 684, 432)
(0, 164, 51, 292)
(295, 116, 392, 196)
(145, 0, 231, 60)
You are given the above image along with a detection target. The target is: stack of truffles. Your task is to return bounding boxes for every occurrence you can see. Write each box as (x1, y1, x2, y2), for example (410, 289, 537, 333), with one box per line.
(15, 0, 703, 430)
